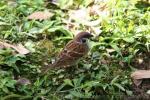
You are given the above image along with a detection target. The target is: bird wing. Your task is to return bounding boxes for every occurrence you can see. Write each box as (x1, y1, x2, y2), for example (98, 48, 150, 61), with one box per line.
(59, 40, 88, 59)
(53, 40, 88, 67)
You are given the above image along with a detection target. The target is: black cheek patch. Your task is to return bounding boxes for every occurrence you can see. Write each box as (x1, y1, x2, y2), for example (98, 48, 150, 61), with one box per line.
(81, 38, 86, 43)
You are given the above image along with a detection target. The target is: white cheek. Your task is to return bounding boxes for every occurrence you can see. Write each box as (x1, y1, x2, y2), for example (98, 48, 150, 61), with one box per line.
(86, 39, 89, 44)
(86, 40, 92, 48)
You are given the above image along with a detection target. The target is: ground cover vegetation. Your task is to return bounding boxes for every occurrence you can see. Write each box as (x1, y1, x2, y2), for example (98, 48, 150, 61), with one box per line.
(0, 0, 150, 99)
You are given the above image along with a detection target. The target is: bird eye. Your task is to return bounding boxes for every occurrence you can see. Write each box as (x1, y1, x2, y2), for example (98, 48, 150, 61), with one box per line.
(81, 38, 86, 43)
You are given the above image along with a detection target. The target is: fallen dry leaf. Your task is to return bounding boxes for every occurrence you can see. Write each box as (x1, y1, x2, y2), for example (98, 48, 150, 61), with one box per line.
(0, 44, 5, 49)
(13, 44, 30, 55)
(69, 9, 89, 21)
(89, 3, 110, 17)
(27, 11, 53, 20)
(131, 70, 150, 79)
(0, 41, 30, 55)
(119, 61, 124, 67)
(131, 70, 150, 86)
(17, 77, 31, 85)
(0, 41, 11, 48)
(147, 90, 150, 94)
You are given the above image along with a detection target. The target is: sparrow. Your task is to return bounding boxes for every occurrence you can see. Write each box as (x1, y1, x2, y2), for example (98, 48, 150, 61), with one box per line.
(43, 32, 93, 73)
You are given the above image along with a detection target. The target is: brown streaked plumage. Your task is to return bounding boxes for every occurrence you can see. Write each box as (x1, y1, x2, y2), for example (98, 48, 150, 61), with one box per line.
(43, 32, 93, 73)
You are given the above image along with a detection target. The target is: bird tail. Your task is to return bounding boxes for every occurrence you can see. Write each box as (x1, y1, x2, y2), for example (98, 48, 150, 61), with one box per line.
(41, 61, 60, 74)
(41, 64, 54, 74)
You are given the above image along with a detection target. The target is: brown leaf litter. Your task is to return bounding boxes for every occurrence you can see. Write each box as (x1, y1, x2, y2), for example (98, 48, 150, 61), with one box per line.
(0, 41, 30, 55)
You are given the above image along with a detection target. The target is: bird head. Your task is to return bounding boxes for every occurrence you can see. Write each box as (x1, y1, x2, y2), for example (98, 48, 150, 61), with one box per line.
(74, 32, 93, 43)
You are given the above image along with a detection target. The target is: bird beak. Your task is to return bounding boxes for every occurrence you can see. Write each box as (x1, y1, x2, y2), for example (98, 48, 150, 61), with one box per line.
(89, 34, 93, 37)
(89, 34, 94, 41)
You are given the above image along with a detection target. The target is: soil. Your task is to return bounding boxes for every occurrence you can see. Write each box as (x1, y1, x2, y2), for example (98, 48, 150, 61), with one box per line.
(130, 52, 150, 99)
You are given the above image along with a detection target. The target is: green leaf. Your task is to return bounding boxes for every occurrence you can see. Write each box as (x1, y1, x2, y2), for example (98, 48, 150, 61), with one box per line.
(111, 75, 119, 84)
(73, 76, 84, 87)
(80, 0, 94, 7)
(126, 90, 133, 96)
(29, 27, 42, 34)
(0, 49, 12, 56)
(123, 37, 134, 43)
(81, 81, 99, 88)
(0, 22, 10, 26)
(57, 0, 73, 9)
(65, 94, 73, 99)
(64, 79, 73, 86)
(2, 87, 9, 93)
(113, 83, 125, 91)
(56, 83, 66, 92)
(70, 91, 83, 98)
(6, 79, 16, 88)
(110, 44, 122, 56)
